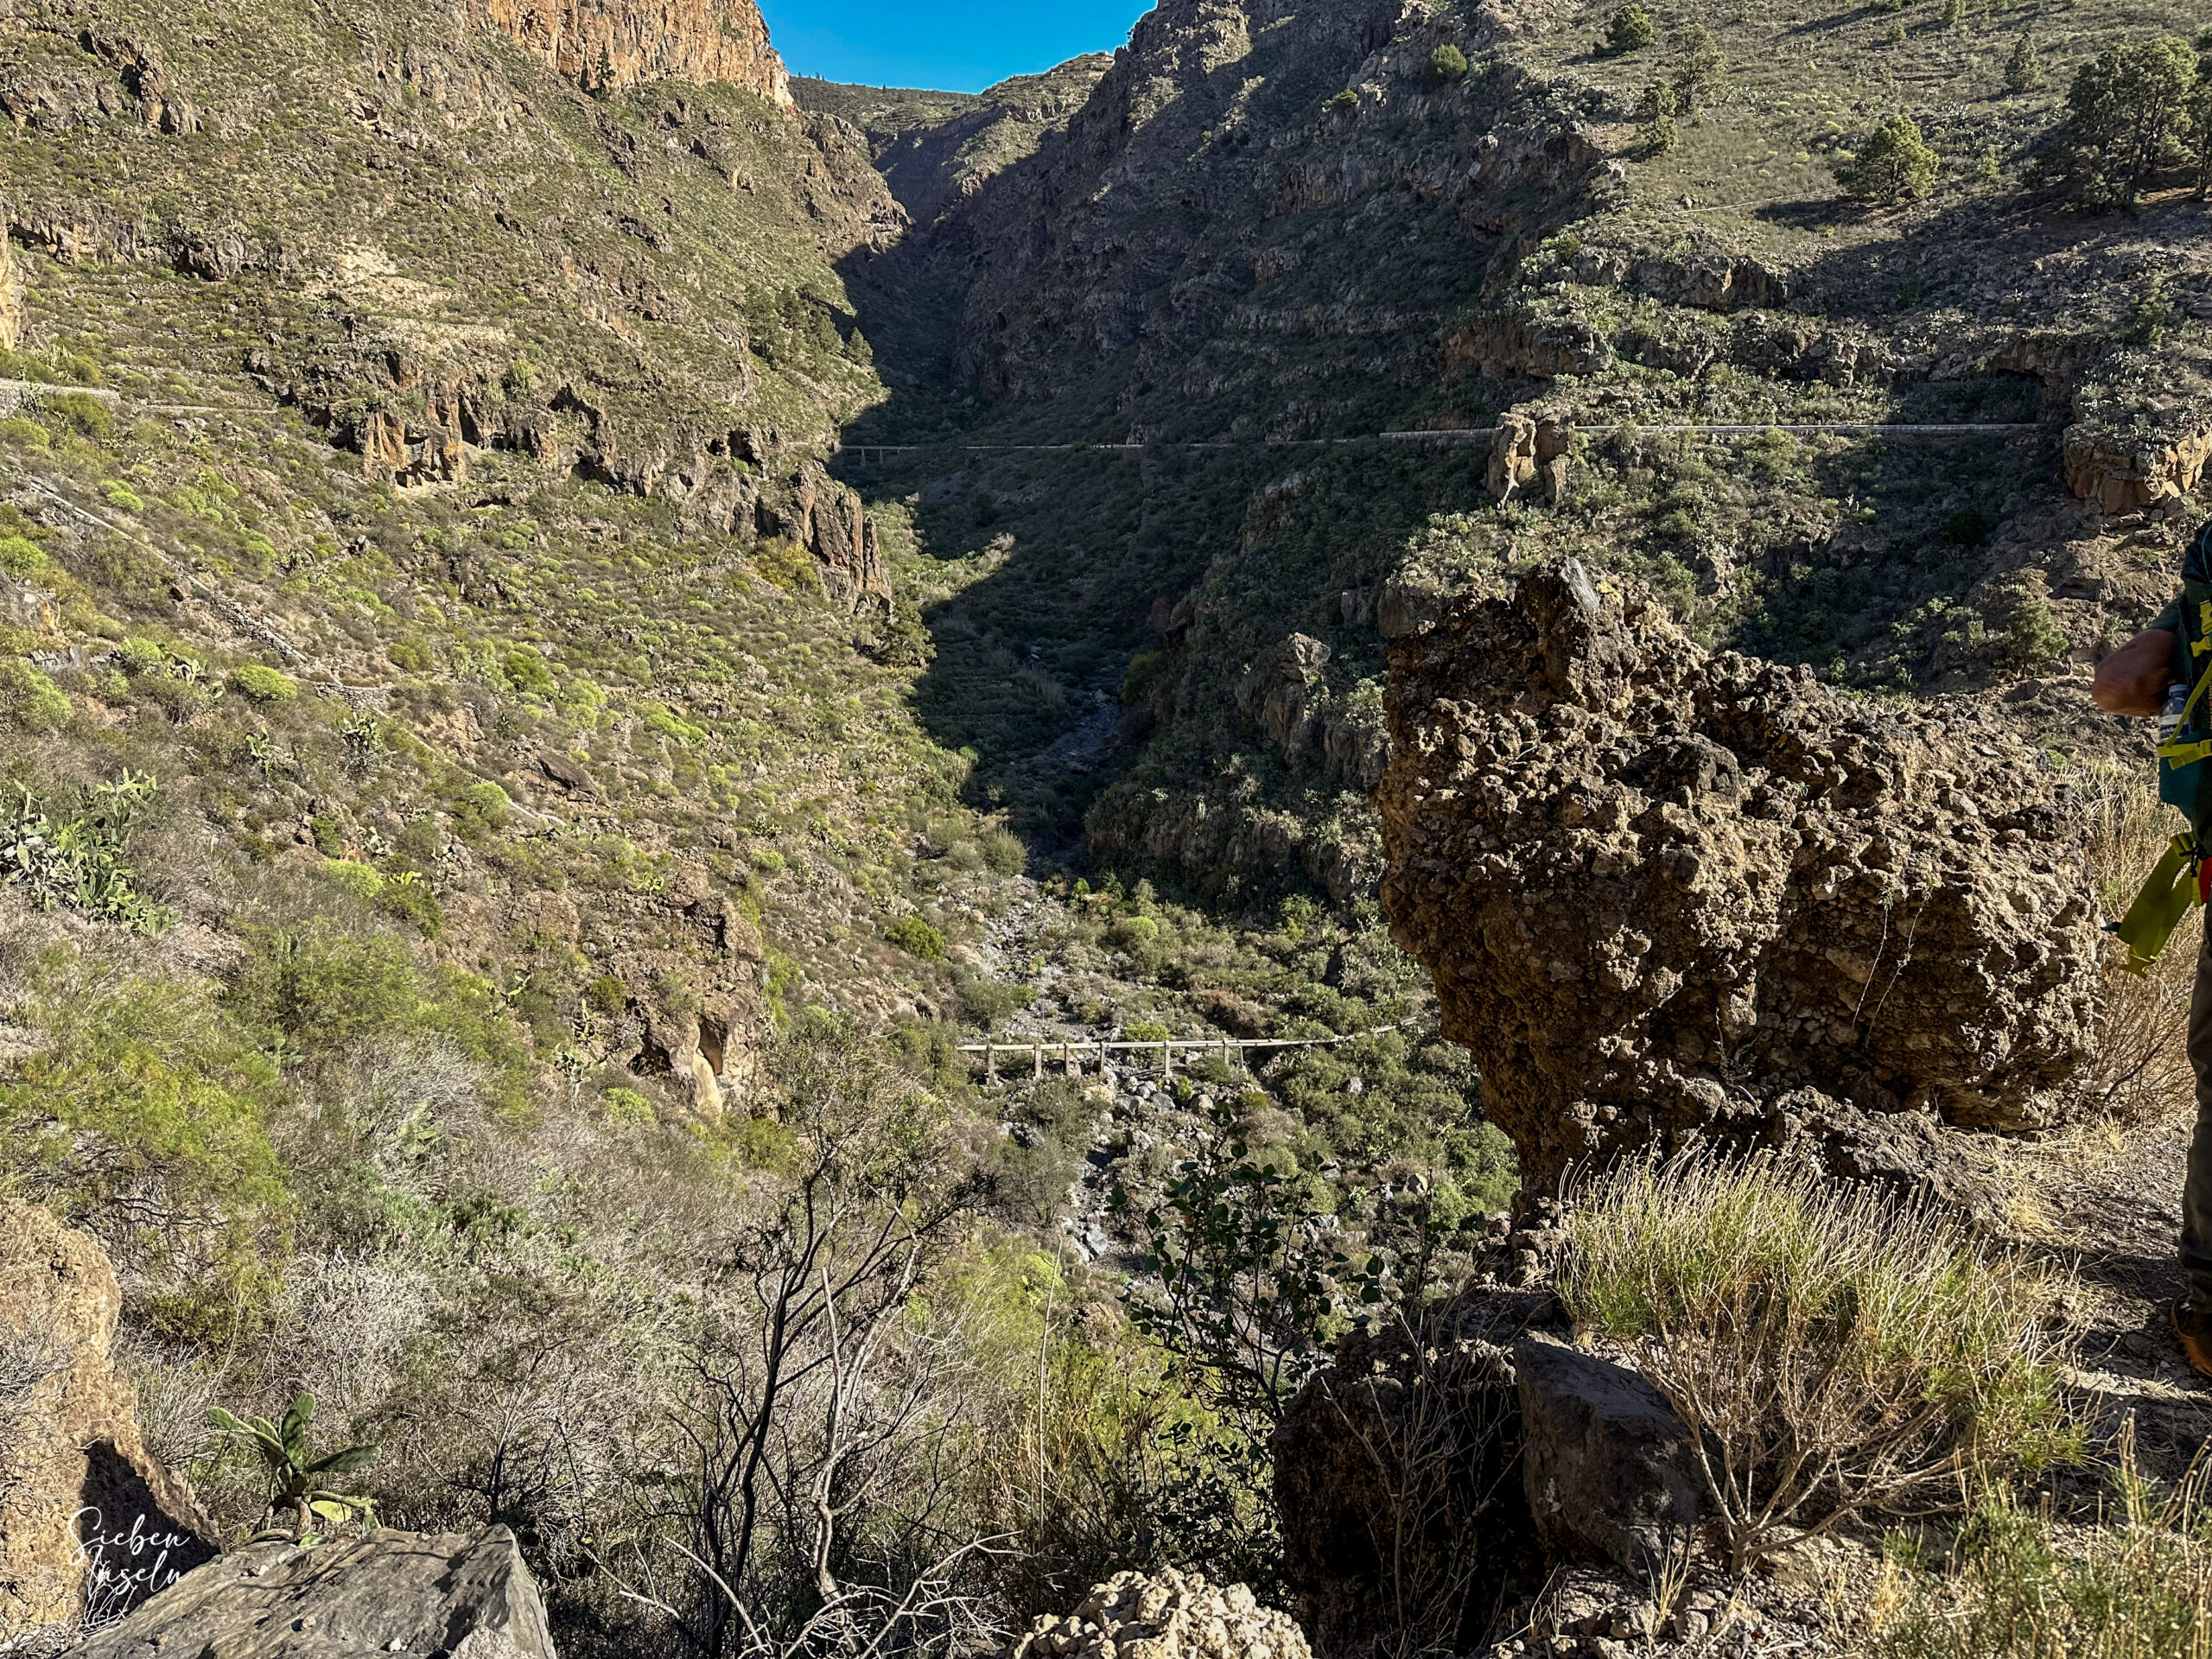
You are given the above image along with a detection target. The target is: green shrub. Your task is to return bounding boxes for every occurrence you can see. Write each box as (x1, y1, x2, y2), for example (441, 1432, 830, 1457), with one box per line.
(1999, 585, 2068, 667)
(957, 975, 1037, 1030)
(100, 480, 145, 512)
(982, 828, 1027, 876)
(119, 637, 166, 674)
(231, 664, 298, 703)
(44, 391, 112, 441)
(604, 1086, 656, 1125)
(643, 702, 709, 746)
(1421, 43, 1469, 87)
(885, 914, 948, 960)
(1836, 116, 1940, 204)
(315, 859, 385, 903)
(0, 418, 50, 449)
(1565, 1151, 2071, 1575)
(1124, 1020, 1173, 1043)
(1605, 3, 1654, 53)
(2, 958, 287, 1298)
(0, 662, 67, 733)
(500, 647, 556, 695)
(0, 533, 48, 580)
(2004, 31, 2044, 93)
(1323, 89, 1358, 111)
(585, 974, 631, 1015)
(388, 639, 431, 671)
(1874, 1449, 2212, 1657)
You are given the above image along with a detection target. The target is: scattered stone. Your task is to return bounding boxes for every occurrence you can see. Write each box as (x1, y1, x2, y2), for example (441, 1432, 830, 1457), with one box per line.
(1007, 1568, 1307, 1659)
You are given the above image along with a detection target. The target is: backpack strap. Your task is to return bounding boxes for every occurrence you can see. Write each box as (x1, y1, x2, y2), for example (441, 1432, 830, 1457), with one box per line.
(2160, 594, 2212, 766)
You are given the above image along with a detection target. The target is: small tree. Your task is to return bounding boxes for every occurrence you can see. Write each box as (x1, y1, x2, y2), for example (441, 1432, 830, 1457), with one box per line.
(1670, 24, 1726, 113)
(2042, 35, 2197, 209)
(1836, 114, 1941, 204)
(1422, 43, 1468, 88)
(1942, 0, 1961, 29)
(2004, 31, 2044, 92)
(1605, 3, 1656, 54)
(1637, 79, 1681, 154)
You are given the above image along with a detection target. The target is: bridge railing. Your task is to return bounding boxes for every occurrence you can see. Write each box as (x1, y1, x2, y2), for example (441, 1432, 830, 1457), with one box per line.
(957, 1027, 1392, 1081)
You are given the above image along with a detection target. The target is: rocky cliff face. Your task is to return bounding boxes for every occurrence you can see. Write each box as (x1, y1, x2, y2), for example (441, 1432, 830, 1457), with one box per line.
(1376, 561, 2103, 1187)
(478, 0, 792, 104)
(0, 1198, 213, 1643)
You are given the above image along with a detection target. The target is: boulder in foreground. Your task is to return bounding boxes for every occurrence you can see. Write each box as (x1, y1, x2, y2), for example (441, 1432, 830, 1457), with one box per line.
(63, 1525, 556, 1659)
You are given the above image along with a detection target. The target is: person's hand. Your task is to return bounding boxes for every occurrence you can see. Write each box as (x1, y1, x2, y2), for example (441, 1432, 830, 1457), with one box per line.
(2094, 627, 2177, 718)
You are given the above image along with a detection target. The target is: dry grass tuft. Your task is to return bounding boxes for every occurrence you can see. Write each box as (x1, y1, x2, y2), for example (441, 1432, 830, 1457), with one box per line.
(2079, 766, 2196, 1125)
(1563, 1150, 2074, 1577)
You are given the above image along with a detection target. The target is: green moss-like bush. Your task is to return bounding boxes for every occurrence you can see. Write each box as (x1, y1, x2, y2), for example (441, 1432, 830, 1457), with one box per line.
(232, 664, 298, 703)
(0, 661, 69, 732)
(44, 391, 113, 441)
(1421, 43, 1469, 86)
(885, 914, 947, 960)
(0, 417, 50, 450)
(501, 647, 556, 695)
(0, 533, 49, 580)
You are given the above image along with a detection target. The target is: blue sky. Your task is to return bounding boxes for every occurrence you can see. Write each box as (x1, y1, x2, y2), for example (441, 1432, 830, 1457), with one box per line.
(760, 0, 1154, 92)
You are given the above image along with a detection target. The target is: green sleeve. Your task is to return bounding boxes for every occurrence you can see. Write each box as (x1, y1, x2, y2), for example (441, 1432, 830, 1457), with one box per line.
(2153, 598, 2183, 633)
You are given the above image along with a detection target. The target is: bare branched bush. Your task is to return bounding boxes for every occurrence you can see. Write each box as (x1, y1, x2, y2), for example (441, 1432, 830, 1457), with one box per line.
(600, 1014, 1000, 1659)
(1876, 1421, 2212, 1659)
(1564, 1151, 2072, 1576)
(2081, 766, 2196, 1123)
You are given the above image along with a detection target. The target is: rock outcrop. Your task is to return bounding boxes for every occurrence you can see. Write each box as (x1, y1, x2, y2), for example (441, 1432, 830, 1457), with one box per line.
(2063, 419, 2212, 514)
(0, 1198, 214, 1643)
(477, 0, 793, 105)
(62, 1526, 555, 1658)
(1376, 559, 2102, 1187)
(1007, 1568, 1309, 1659)
(0, 229, 22, 353)
(1485, 407, 1573, 505)
(1274, 1296, 1538, 1658)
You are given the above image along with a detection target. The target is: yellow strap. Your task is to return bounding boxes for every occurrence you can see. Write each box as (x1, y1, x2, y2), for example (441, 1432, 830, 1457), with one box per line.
(2164, 739, 2212, 766)
(2115, 835, 2202, 974)
(2159, 650, 2212, 762)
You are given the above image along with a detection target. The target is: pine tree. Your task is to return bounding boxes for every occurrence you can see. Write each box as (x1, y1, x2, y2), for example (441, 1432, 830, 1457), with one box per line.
(1669, 24, 1726, 112)
(1605, 4, 1656, 54)
(1835, 114, 1940, 204)
(2040, 35, 2196, 208)
(2004, 32, 2044, 93)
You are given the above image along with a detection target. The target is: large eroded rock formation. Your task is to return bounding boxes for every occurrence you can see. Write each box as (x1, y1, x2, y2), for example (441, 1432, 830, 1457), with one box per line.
(0, 1198, 213, 1642)
(1376, 560, 2102, 1186)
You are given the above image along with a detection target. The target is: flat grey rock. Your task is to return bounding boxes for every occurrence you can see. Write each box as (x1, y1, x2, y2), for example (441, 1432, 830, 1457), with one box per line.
(63, 1526, 556, 1659)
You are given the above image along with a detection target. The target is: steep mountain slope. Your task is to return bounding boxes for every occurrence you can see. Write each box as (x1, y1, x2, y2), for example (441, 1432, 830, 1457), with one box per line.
(821, 0, 2203, 904)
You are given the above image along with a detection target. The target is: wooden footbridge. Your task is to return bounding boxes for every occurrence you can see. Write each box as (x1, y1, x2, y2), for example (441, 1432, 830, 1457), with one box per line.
(959, 1027, 1392, 1082)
